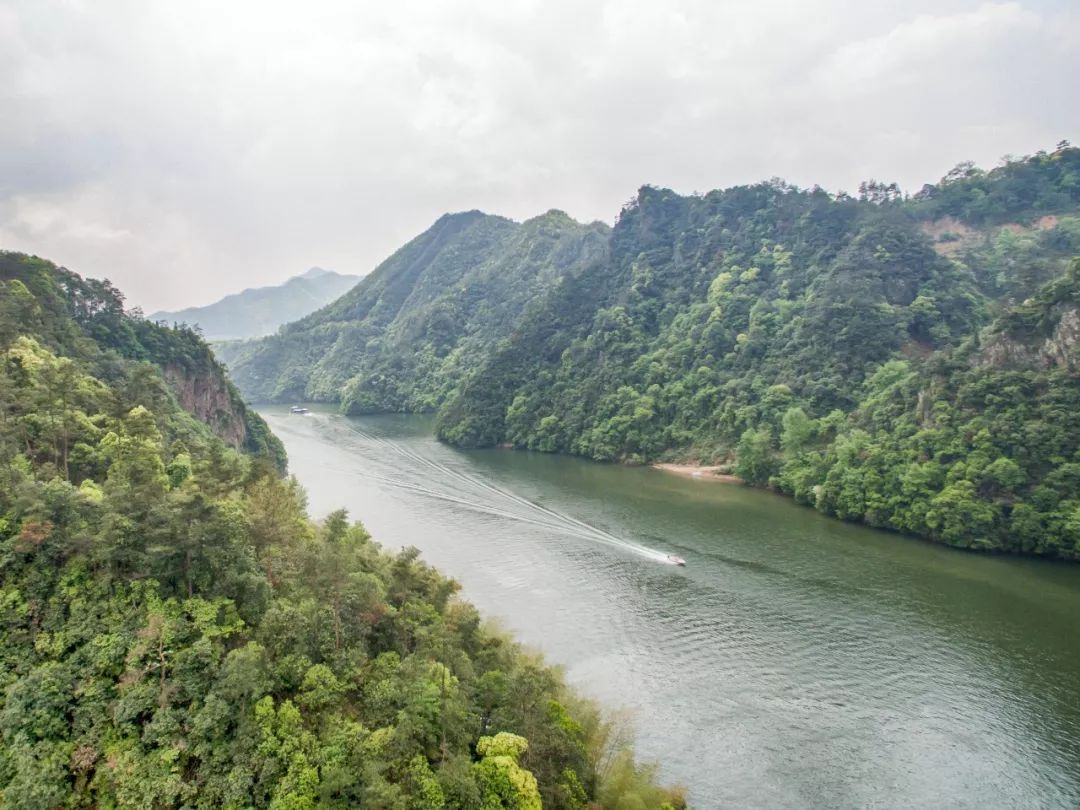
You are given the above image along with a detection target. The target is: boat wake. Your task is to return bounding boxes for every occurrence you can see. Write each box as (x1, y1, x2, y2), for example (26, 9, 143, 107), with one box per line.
(337, 419, 677, 565)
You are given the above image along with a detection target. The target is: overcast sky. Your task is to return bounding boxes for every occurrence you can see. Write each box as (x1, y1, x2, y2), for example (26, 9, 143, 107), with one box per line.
(1, 1, 1078, 311)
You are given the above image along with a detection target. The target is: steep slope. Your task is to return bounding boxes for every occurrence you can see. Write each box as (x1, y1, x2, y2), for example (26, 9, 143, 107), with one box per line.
(0, 254, 683, 809)
(437, 145, 1080, 558)
(221, 210, 610, 411)
(149, 267, 360, 341)
(0, 251, 285, 470)
(438, 184, 977, 449)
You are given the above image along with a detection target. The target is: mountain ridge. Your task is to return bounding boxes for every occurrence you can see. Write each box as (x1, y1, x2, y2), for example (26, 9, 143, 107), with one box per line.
(216, 209, 611, 411)
(227, 143, 1080, 558)
(149, 267, 361, 341)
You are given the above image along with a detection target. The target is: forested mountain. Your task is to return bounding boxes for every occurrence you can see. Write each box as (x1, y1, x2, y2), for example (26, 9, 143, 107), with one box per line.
(0, 255, 683, 807)
(218, 210, 610, 412)
(150, 267, 361, 341)
(0, 253, 285, 469)
(438, 145, 1080, 558)
(228, 145, 1080, 559)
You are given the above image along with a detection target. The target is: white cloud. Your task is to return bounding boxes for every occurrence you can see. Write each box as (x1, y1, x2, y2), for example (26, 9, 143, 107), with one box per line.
(813, 3, 1042, 95)
(5, 194, 133, 243)
(1, 0, 1077, 310)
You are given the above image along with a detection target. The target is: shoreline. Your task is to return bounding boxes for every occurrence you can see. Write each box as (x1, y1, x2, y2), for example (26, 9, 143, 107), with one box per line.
(650, 462, 743, 483)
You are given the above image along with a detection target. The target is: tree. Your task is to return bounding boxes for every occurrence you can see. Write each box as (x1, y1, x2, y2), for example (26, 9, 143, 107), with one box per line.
(734, 427, 776, 485)
(780, 407, 816, 454)
(473, 733, 542, 810)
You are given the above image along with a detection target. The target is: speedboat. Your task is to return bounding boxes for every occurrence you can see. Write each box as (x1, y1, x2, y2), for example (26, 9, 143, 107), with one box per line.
(289, 406, 310, 414)
(667, 554, 686, 566)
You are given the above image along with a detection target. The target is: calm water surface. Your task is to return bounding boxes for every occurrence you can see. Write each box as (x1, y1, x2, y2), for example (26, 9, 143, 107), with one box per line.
(260, 407, 1080, 809)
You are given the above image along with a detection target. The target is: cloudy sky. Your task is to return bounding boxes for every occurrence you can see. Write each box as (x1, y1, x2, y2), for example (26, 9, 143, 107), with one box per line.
(1, 1, 1078, 311)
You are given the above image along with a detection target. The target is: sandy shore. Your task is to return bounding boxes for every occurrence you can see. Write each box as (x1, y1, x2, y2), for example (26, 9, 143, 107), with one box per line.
(650, 463, 743, 483)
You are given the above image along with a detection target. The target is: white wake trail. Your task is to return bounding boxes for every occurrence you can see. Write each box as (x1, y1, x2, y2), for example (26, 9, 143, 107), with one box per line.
(338, 417, 672, 563)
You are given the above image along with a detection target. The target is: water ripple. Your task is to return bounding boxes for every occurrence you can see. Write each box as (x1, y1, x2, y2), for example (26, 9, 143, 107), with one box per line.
(264, 409, 1080, 809)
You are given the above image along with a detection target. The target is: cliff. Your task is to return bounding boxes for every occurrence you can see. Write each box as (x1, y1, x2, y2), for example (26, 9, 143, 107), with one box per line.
(0, 250, 286, 471)
(979, 257, 1080, 371)
(162, 362, 249, 447)
(979, 307, 1080, 370)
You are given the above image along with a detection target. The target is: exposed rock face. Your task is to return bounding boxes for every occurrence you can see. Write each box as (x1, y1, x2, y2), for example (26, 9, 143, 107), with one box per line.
(978, 307, 1080, 371)
(1049, 308, 1080, 369)
(162, 363, 247, 447)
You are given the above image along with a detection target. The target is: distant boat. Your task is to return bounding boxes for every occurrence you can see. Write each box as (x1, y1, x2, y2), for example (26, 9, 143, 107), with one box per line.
(289, 406, 310, 414)
(667, 554, 686, 566)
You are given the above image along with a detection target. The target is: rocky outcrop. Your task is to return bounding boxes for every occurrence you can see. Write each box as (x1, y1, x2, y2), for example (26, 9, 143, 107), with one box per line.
(978, 307, 1080, 371)
(162, 363, 247, 447)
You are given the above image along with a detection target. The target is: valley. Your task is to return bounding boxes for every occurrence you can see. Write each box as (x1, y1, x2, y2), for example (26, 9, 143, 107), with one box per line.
(265, 406, 1080, 807)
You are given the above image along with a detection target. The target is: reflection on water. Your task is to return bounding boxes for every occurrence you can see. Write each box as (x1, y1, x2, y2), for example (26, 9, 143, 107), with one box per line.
(262, 407, 1080, 809)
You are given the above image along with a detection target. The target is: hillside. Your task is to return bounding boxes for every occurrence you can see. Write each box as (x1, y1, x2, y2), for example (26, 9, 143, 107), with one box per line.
(219, 210, 610, 412)
(438, 145, 1080, 558)
(223, 145, 1080, 558)
(149, 267, 360, 341)
(0, 255, 683, 808)
(0, 252, 285, 470)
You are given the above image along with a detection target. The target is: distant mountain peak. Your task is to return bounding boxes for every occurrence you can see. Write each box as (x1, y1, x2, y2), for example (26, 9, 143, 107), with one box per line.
(149, 267, 360, 341)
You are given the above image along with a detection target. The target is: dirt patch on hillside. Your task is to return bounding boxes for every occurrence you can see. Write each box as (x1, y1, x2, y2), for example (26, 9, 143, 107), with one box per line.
(651, 463, 743, 483)
(920, 216, 978, 256)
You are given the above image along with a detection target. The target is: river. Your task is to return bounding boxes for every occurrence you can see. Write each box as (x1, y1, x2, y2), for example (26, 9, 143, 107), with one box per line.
(260, 406, 1080, 809)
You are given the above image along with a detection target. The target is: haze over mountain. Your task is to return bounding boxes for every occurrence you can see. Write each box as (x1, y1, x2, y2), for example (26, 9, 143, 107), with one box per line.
(149, 267, 360, 341)
(1, 2, 1076, 312)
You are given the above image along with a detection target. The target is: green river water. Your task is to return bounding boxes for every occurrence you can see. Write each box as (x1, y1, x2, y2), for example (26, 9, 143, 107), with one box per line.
(260, 407, 1080, 809)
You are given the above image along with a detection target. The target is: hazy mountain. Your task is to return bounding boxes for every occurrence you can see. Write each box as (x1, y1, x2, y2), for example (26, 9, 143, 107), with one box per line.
(149, 267, 360, 340)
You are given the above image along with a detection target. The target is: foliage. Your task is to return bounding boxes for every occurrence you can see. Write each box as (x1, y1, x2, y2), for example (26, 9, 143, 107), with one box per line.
(227, 144, 1080, 558)
(0, 255, 684, 807)
(474, 733, 541, 810)
(436, 148, 1080, 559)
(221, 210, 611, 412)
(909, 142, 1080, 226)
(0, 252, 285, 471)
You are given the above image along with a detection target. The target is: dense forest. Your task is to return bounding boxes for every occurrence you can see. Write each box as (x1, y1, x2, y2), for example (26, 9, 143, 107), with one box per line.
(0, 253, 285, 472)
(216, 211, 610, 414)
(0, 255, 684, 808)
(228, 144, 1080, 559)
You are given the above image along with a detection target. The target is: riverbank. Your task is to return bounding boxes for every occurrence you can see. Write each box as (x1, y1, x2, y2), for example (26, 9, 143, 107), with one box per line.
(650, 462, 743, 483)
(260, 407, 1080, 808)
